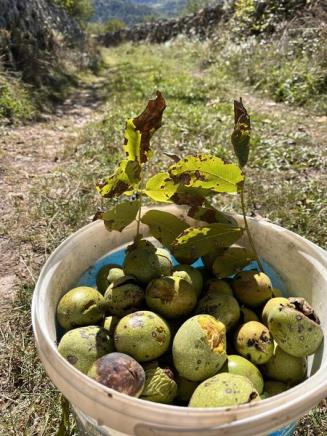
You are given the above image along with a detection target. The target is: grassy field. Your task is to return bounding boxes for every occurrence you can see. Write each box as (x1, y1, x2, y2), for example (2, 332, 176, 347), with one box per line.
(1, 36, 326, 435)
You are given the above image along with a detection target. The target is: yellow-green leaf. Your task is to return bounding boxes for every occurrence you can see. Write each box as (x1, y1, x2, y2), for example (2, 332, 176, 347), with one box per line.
(144, 173, 177, 203)
(212, 246, 255, 278)
(231, 99, 251, 168)
(169, 154, 244, 193)
(101, 201, 140, 232)
(141, 210, 188, 246)
(172, 223, 243, 259)
(96, 160, 141, 198)
(124, 118, 142, 162)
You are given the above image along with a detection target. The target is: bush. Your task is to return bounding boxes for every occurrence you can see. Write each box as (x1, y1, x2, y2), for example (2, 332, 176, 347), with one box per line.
(53, 0, 93, 21)
(233, 0, 309, 33)
(104, 18, 126, 33)
(215, 26, 327, 112)
(208, 2, 327, 113)
(0, 72, 36, 122)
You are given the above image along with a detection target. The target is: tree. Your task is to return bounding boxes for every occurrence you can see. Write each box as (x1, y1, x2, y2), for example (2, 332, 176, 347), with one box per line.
(104, 18, 126, 33)
(53, 0, 94, 22)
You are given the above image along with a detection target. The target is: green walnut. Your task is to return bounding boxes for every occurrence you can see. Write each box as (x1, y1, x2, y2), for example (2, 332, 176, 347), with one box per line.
(263, 380, 288, 398)
(189, 373, 259, 408)
(261, 297, 289, 325)
(146, 276, 197, 319)
(205, 279, 234, 296)
(196, 293, 240, 332)
(173, 265, 203, 296)
(58, 326, 114, 374)
(123, 241, 173, 284)
(140, 366, 177, 404)
(222, 355, 264, 394)
(240, 307, 259, 323)
(96, 263, 124, 294)
(260, 345, 307, 385)
(173, 315, 227, 382)
(267, 298, 323, 357)
(88, 352, 145, 396)
(103, 316, 120, 336)
(176, 377, 199, 404)
(234, 321, 274, 365)
(232, 271, 273, 307)
(57, 287, 106, 329)
(114, 311, 171, 362)
(108, 267, 125, 282)
(104, 276, 144, 317)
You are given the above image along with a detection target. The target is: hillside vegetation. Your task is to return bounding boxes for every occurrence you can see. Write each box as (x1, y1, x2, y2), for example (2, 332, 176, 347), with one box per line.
(3, 0, 324, 125)
(91, 0, 159, 25)
(210, 1, 327, 113)
(92, 0, 194, 23)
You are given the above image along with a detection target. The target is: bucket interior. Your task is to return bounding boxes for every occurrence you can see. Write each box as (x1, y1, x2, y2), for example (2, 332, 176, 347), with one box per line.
(33, 206, 327, 435)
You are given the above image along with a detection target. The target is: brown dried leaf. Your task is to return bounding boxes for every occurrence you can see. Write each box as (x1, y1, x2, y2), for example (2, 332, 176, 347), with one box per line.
(133, 91, 166, 163)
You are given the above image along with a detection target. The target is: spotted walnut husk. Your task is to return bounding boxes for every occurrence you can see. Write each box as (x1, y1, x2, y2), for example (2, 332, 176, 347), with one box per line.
(268, 298, 323, 357)
(234, 321, 274, 365)
(189, 373, 259, 407)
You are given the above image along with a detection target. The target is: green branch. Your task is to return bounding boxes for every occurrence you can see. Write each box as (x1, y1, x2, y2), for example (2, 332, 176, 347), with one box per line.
(240, 185, 264, 273)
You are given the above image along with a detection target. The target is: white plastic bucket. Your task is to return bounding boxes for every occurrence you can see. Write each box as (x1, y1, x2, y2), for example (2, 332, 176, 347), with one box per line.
(32, 205, 327, 436)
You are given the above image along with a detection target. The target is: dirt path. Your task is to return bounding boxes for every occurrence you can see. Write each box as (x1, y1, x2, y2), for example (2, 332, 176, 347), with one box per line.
(0, 83, 106, 310)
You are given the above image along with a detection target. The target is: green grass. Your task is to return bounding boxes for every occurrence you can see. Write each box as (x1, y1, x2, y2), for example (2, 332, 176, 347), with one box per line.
(0, 34, 101, 125)
(0, 67, 79, 125)
(0, 285, 65, 434)
(1, 36, 326, 434)
(0, 72, 37, 123)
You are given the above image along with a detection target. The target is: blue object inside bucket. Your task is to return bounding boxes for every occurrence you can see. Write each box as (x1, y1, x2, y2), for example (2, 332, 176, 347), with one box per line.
(75, 247, 295, 435)
(76, 247, 287, 295)
(269, 422, 296, 436)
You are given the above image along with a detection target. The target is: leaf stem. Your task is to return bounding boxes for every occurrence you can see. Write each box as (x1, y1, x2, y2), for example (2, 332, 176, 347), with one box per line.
(135, 169, 144, 239)
(240, 184, 264, 272)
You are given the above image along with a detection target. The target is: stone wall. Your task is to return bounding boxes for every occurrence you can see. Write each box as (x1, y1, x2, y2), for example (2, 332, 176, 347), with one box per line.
(101, 4, 226, 47)
(0, 0, 83, 73)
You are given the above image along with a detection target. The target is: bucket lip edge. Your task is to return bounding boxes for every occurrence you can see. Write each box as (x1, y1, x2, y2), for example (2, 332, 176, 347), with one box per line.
(246, 215, 327, 258)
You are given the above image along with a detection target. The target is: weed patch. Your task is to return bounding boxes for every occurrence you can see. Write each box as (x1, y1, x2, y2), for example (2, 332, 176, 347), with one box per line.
(0, 72, 36, 123)
(209, 22, 327, 114)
